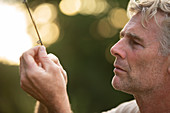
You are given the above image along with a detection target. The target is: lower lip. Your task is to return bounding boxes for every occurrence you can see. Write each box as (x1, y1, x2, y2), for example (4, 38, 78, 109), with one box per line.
(114, 68, 126, 74)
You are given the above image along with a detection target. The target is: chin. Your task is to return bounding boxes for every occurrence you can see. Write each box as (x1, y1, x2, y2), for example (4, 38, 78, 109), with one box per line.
(111, 75, 122, 90)
(111, 75, 133, 94)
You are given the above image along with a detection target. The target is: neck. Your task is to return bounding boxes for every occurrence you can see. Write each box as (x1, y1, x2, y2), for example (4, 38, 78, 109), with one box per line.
(134, 84, 170, 113)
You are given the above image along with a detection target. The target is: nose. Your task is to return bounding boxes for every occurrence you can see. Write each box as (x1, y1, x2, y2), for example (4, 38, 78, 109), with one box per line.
(110, 39, 126, 59)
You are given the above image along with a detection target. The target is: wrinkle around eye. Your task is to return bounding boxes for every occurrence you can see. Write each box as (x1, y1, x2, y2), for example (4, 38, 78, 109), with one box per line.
(129, 39, 144, 50)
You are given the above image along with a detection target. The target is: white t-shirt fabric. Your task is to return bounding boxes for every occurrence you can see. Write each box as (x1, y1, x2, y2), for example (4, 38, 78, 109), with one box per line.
(102, 100, 140, 113)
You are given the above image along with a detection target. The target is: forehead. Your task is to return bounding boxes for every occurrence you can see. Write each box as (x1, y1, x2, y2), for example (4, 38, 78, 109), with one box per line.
(121, 12, 163, 42)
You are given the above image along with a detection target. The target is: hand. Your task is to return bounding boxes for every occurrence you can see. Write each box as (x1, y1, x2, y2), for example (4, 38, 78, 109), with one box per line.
(20, 46, 71, 113)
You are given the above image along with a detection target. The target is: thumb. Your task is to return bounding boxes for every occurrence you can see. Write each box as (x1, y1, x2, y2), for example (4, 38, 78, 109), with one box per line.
(38, 46, 52, 70)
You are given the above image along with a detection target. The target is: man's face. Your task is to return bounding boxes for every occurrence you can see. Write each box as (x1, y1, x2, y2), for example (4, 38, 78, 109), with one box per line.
(110, 12, 168, 94)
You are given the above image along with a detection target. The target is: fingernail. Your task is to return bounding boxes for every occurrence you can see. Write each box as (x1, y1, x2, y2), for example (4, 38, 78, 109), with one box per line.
(40, 46, 46, 52)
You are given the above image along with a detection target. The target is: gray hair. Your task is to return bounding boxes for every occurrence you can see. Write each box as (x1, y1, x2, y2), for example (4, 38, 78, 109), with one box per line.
(127, 0, 170, 55)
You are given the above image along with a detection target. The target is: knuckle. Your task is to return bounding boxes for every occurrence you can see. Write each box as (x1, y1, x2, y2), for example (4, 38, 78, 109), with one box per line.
(21, 51, 29, 61)
(47, 53, 54, 57)
(48, 53, 59, 64)
(22, 51, 28, 57)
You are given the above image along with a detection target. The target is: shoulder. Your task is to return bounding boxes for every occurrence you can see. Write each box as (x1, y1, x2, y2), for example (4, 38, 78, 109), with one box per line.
(102, 100, 139, 113)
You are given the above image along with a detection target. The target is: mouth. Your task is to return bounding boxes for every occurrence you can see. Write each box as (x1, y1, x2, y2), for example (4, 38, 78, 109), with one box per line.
(114, 65, 127, 74)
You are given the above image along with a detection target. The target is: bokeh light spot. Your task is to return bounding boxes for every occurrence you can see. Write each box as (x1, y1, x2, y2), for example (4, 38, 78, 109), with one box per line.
(59, 0, 81, 16)
(79, 0, 96, 15)
(97, 18, 118, 38)
(93, 0, 109, 15)
(39, 23, 60, 46)
(109, 8, 129, 29)
(59, 0, 109, 16)
(34, 3, 57, 24)
(79, 0, 109, 15)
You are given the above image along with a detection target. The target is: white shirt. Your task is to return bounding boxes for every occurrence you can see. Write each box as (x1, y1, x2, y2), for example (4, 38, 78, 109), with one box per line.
(102, 100, 140, 113)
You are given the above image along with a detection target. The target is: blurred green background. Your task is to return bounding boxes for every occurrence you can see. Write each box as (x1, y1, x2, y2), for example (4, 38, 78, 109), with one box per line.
(0, 0, 134, 113)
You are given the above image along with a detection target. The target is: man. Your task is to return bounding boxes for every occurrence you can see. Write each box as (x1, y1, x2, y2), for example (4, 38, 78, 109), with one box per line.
(19, 0, 170, 113)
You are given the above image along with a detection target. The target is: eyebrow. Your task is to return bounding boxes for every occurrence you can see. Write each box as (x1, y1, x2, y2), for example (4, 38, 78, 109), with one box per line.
(120, 31, 144, 43)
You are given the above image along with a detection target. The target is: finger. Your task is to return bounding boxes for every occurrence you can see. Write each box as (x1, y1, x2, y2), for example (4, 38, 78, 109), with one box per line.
(47, 53, 60, 66)
(47, 53, 68, 83)
(38, 46, 54, 71)
(22, 46, 42, 70)
(20, 49, 40, 99)
(47, 53, 65, 70)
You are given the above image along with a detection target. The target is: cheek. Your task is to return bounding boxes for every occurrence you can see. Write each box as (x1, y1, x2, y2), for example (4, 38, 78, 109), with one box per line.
(128, 53, 165, 89)
(128, 48, 158, 75)
(128, 53, 157, 83)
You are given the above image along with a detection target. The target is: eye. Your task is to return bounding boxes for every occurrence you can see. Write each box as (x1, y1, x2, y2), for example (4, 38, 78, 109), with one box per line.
(129, 39, 141, 47)
(132, 40, 140, 45)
